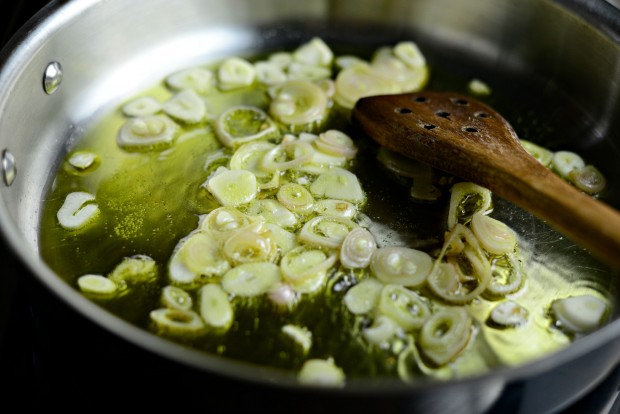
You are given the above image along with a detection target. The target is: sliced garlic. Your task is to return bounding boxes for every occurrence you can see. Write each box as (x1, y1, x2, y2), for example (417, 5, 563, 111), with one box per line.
(263, 222, 298, 256)
(369, 246, 432, 287)
(282, 324, 312, 354)
(470, 212, 517, 255)
(298, 358, 345, 387)
(66, 151, 99, 172)
(468, 78, 492, 96)
(229, 141, 277, 179)
(161, 285, 193, 311)
(340, 227, 377, 269)
(287, 63, 332, 81)
(117, 114, 178, 151)
(334, 63, 400, 110)
(552, 295, 607, 334)
(298, 215, 358, 249)
(427, 253, 491, 304)
(334, 55, 366, 70)
(485, 253, 524, 297)
(376, 146, 431, 178)
(427, 224, 492, 304)
(222, 261, 281, 297)
(254, 60, 288, 85)
(268, 52, 293, 69)
(269, 80, 329, 133)
(261, 139, 315, 172)
(447, 182, 493, 229)
(363, 315, 398, 345)
(257, 170, 281, 190)
(419, 307, 472, 366)
(277, 183, 315, 215)
(569, 165, 607, 195)
(198, 206, 254, 241)
(57, 191, 99, 230)
(410, 180, 442, 203)
(168, 232, 230, 287)
(371, 51, 428, 93)
(315, 129, 358, 159)
(166, 67, 214, 94)
(246, 199, 298, 229)
(108, 254, 158, 286)
(315, 79, 335, 98)
(223, 222, 277, 265)
(199, 284, 234, 331)
(489, 300, 528, 328)
(268, 282, 298, 308)
(393, 41, 427, 69)
(377, 284, 431, 330)
(313, 199, 357, 219)
(293, 37, 334, 67)
(77, 274, 118, 298)
(519, 139, 554, 167)
(162, 89, 206, 124)
(343, 278, 383, 315)
(203, 147, 231, 174)
(280, 245, 337, 293)
(215, 105, 279, 148)
(552, 150, 585, 179)
(309, 168, 365, 204)
(122, 96, 162, 117)
(296, 144, 348, 174)
(205, 168, 258, 207)
(217, 57, 256, 90)
(150, 308, 206, 337)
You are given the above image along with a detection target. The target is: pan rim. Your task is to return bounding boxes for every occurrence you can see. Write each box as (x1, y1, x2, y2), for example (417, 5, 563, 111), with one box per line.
(0, 0, 620, 400)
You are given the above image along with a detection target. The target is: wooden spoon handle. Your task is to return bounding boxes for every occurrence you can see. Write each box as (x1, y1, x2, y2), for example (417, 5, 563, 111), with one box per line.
(352, 91, 620, 269)
(492, 162, 620, 269)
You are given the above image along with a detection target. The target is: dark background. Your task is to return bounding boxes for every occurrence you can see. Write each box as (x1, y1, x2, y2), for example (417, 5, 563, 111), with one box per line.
(0, 0, 54, 359)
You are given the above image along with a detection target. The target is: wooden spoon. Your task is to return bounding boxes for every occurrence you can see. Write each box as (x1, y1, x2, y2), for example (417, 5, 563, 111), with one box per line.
(352, 91, 620, 269)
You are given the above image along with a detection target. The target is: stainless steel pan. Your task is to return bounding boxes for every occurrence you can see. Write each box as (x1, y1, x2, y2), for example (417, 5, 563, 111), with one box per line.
(1, 0, 620, 411)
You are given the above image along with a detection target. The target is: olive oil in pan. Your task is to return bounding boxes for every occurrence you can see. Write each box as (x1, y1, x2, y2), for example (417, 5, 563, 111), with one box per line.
(38, 41, 612, 383)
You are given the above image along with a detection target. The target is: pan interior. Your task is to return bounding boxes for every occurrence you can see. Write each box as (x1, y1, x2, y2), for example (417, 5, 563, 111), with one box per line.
(2, 0, 620, 390)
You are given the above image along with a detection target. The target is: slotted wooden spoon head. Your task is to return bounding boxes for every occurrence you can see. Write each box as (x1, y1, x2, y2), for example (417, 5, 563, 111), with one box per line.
(352, 91, 620, 269)
(352, 91, 536, 190)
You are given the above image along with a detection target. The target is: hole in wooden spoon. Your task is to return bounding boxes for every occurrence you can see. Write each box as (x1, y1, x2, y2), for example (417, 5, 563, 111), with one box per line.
(451, 98, 469, 106)
(423, 124, 437, 130)
(395, 107, 412, 114)
(475, 111, 489, 118)
(463, 126, 478, 133)
(436, 111, 450, 118)
(413, 96, 428, 103)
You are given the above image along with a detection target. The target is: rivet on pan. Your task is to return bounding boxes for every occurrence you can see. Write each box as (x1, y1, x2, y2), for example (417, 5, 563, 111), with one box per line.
(43, 61, 63, 95)
(2, 149, 16, 187)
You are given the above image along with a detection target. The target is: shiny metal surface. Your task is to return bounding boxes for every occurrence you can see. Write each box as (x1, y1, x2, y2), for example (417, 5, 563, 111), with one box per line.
(1, 149, 16, 187)
(0, 0, 620, 412)
(42, 61, 62, 95)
